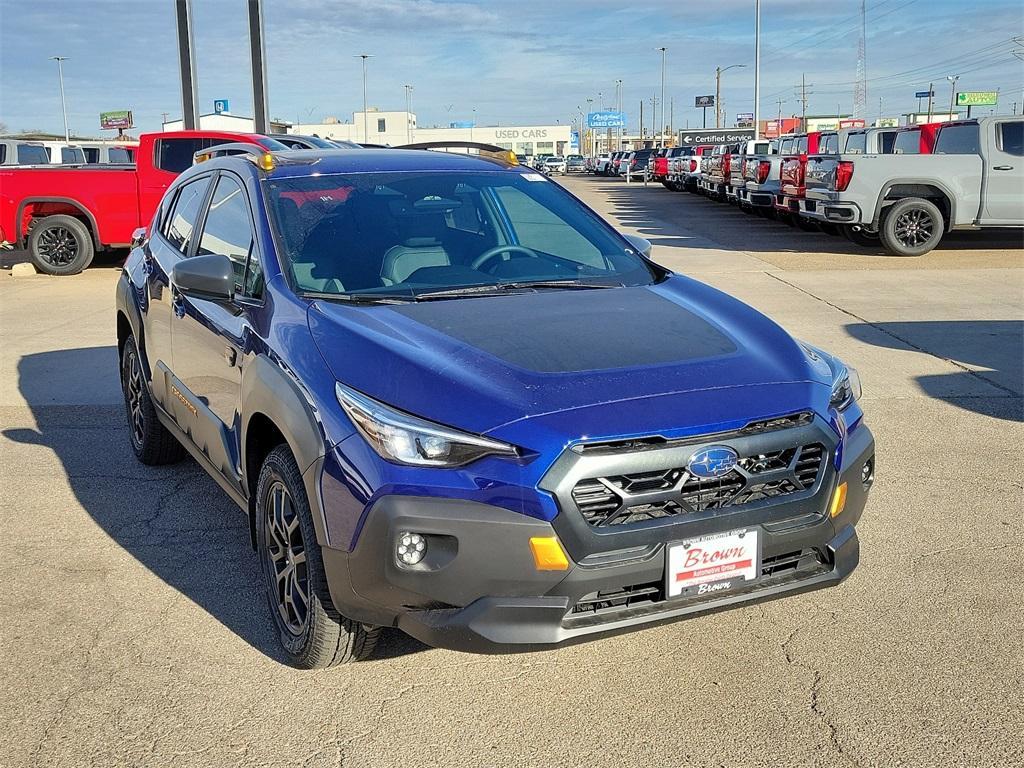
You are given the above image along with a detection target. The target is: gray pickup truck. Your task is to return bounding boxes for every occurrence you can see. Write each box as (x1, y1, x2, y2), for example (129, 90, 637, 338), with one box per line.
(803, 117, 1023, 255)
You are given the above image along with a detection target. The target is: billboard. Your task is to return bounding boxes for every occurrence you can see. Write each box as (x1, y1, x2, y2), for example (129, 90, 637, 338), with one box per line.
(956, 91, 997, 107)
(839, 118, 866, 128)
(762, 118, 801, 138)
(99, 110, 133, 130)
(736, 112, 754, 128)
(587, 111, 626, 128)
(694, 95, 715, 108)
(449, 120, 476, 128)
(213, 99, 230, 114)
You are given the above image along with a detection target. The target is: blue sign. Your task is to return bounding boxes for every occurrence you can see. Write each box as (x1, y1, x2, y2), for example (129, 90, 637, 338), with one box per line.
(213, 99, 230, 114)
(449, 120, 476, 129)
(587, 111, 626, 129)
(570, 130, 580, 148)
(914, 91, 935, 99)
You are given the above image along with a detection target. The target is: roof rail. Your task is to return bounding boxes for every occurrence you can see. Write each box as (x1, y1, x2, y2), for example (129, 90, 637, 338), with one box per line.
(193, 141, 320, 171)
(396, 141, 518, 166)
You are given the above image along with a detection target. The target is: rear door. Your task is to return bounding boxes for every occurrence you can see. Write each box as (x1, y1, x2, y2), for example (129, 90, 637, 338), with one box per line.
(980, 120, 1023, 224)
(170, 171, 264, 490)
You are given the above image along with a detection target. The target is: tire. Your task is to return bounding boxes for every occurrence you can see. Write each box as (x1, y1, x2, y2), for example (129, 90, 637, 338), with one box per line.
(842, 226, 882, 247)
(256, 444, 380, 668)
(121, 336, 187, 465)
(28, 214, 95, 275)
(793, 214, 819, 232)
(878, 197, 944, 257)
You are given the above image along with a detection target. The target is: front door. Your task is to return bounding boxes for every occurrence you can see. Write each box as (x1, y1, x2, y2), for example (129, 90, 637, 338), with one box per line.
(142, 174, 212, 409)
(981, 120, 1023, 225)
(170, 171, 264, 493)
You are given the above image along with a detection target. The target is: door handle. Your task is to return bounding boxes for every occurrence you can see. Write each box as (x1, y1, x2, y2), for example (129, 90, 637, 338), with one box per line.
(993, 165, 1013, 170)
(172, 292, 186, 318)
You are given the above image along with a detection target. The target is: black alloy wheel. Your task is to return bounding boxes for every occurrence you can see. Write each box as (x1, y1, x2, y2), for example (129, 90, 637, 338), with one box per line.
(263, 480, 310, 636)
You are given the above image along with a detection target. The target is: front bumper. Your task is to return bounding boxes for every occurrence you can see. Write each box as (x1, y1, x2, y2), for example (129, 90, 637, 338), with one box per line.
(322, 418, 875, 653)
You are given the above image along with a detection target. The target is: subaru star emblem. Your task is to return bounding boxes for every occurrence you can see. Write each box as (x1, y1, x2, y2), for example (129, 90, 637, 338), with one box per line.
(687, 446, 739, 479)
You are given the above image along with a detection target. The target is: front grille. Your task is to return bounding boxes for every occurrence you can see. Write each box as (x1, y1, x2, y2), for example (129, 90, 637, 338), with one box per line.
(571, 443, 826, 528)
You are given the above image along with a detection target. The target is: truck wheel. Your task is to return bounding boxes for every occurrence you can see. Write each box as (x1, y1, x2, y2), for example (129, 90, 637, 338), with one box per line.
(879, 198, 943, 256)
(842, 226, 881, 247)
(28, 215, 95, 275)
(256, 444, 380, 668)
(121, 337, 187, 465)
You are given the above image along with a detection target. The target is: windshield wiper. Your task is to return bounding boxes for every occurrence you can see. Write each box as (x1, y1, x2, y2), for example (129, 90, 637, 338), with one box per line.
(414, 279, 623, 301)
(300, 291, 414, 305)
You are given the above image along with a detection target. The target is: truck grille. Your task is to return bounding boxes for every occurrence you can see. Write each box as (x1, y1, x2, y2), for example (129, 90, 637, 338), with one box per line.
(571, 443, 826, 528)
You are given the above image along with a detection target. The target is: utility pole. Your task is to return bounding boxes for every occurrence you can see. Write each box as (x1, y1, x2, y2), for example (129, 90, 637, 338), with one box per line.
(753, 0, 761, 138)
(404, 84, 413, 143)
(247, 0, 269, 135)
(657, 47, 667, 147)
(795, 74, 812, 131)
(716, 64, 746, 129)
(161, 111, 169, 127)
(173, 0, 199, 130)
(775, 98, 785, 121)
(356, 54, 372, 141)
(639, 99, 644, 142)
(615, 79, 623, 150)
(926, 81, 934, 121)
(50, 56, 70, 142)
(669, 97, 674, 145)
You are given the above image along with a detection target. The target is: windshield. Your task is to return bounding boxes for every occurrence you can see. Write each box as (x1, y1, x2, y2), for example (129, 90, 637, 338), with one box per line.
(267, 170, 655, 299)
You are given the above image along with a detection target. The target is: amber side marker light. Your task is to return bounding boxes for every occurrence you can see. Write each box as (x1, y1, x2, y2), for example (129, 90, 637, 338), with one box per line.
(529, 536, 569, 571)
(829, 482, 848, 518)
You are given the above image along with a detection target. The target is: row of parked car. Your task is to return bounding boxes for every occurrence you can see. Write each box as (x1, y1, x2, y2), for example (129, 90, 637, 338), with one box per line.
(0, 137, 139, 166)
(647, 116, 1022, 257)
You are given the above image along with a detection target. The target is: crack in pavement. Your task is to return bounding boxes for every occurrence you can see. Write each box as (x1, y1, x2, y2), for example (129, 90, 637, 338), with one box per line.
(764, 271, 1023, 398)
(781, 614, 861, 768)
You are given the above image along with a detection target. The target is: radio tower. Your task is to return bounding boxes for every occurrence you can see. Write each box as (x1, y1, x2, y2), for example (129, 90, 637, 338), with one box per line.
(853, 0, 867, 119)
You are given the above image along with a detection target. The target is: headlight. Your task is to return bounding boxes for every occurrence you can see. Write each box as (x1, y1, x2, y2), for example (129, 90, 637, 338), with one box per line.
(335, 383, 518, 467)
(830, 366, 863, 411)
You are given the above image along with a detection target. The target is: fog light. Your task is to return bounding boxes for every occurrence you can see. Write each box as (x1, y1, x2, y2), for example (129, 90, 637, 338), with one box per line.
(397, 532, 426, 566)
(861, 458, 874, 487)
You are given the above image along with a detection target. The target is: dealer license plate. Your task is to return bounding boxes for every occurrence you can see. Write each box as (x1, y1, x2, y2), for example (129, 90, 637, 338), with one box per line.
(667, 528, 759, 599)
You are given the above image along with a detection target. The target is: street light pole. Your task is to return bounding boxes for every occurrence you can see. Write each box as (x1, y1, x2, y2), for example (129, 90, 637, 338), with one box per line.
(356, 54, 372, 141)
(50, 56, 70, 142)
(715, 63, 746, 129)
(615, 79, 623, 151)
(404, 84, 413, 143)
(946, 74, 960, 119)
(753, 0, 761, 139)
(657, 47, 667, 147)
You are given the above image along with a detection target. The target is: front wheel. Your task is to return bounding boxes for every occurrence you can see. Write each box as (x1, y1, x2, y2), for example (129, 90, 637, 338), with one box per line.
(28, 214, 95, 275)
(879, 197, 944, 256)
(121, 337, 187, 465)
(256, 444, 380, 668)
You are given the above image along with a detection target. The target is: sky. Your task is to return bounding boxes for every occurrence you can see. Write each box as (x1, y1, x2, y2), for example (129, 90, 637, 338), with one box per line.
(1, 0, 1022, 138)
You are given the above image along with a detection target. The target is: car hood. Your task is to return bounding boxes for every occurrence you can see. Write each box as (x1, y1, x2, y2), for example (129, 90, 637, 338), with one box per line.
(308, 275, 834, 447)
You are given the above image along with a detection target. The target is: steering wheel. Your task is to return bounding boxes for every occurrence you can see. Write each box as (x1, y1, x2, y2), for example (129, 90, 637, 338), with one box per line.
(470, 245, 538, 272)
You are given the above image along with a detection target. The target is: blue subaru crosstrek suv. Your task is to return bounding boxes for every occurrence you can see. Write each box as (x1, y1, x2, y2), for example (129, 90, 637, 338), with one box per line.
(116, 142, 874, 667)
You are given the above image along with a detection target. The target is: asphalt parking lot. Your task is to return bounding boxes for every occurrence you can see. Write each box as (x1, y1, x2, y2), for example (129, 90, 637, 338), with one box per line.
(1, 175, 1022, 768)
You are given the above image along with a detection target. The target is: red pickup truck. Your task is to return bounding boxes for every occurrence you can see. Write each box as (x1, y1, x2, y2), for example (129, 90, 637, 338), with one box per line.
(0, 130, 285, 274)
(775, 131, 822, 229)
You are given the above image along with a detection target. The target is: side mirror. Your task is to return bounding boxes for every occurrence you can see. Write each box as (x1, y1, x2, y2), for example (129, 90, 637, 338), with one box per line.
(622, 233, 653, 259)
(130, 227, 147, 249)
(172, 253, 235, 302)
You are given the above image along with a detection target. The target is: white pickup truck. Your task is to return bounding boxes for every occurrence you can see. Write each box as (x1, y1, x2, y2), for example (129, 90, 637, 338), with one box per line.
(803, 116, 1023, 255)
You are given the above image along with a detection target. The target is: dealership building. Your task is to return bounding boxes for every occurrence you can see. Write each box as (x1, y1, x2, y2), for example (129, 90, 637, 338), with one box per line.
(163, 109, 574, 156)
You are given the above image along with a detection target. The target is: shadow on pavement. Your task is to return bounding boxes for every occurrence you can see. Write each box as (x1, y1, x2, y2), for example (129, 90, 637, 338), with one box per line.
(844, 320, 1024, 421)
(3, 346, 426, 664)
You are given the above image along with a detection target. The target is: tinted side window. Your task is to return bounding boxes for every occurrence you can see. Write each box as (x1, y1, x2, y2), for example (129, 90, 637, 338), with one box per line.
(846, 133, 867, 154)
(197, 175, 256, 294)
(61, 147, 85, 164)
(157, 138, 236, 173)
(17, 145, 49, 164)
(820, 135, 837, 154)
(893, 131, 920, 154)
(84, 148, 100, 163)
(108, 147, 132, 163)
(997, 122, 1023, 156)
(164, 177, 210, 254)
(934, 124, 980, 155)
(796, 136, 808, 153)
(0, 144, 5, 163)
(880, 132, 897, 153)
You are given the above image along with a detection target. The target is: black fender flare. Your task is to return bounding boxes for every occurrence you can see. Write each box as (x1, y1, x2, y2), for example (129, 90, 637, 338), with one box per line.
(240, 355, 330, 545)
(16, 196, 103, 250)
(872, 179, 958, 232)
